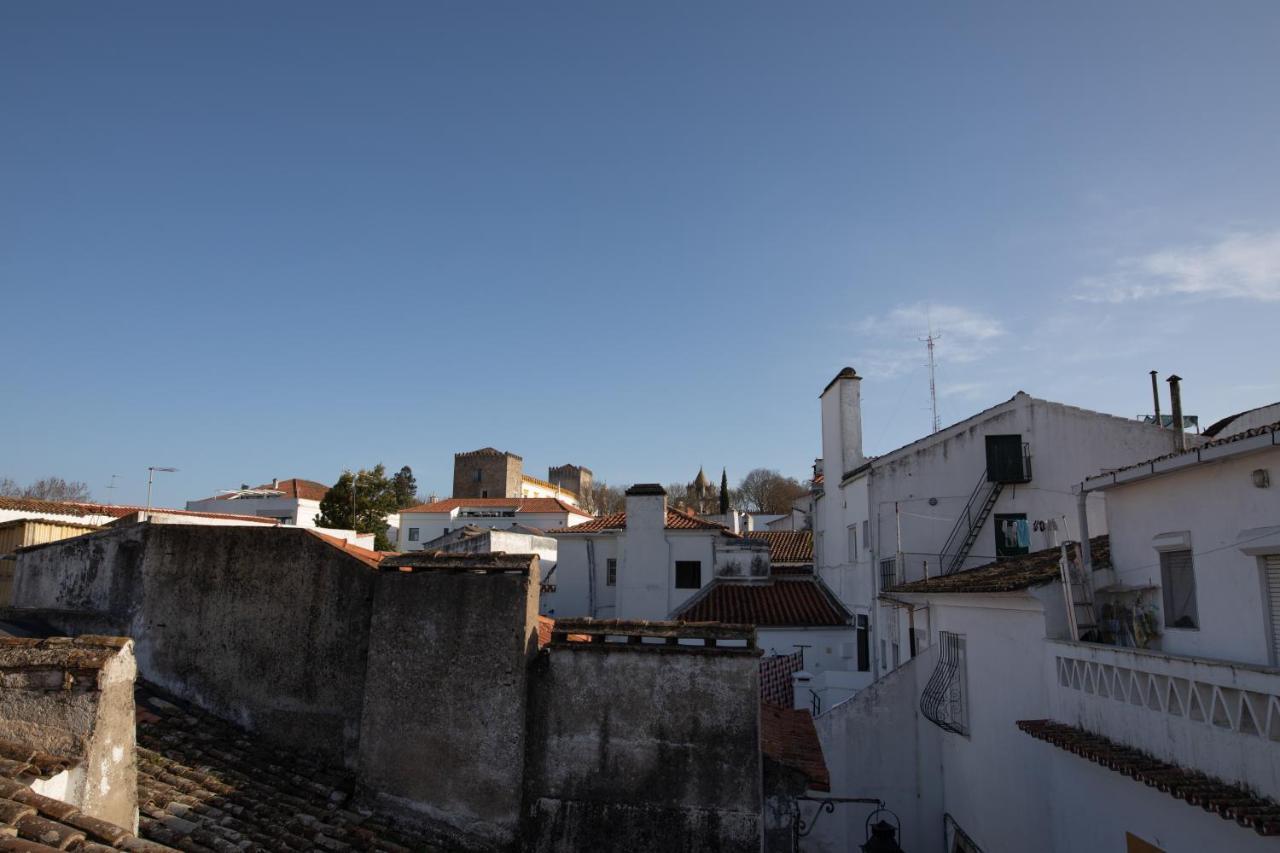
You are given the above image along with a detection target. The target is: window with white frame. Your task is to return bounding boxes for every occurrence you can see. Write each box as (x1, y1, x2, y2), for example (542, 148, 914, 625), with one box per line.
(407, 528, 419, 541)
(1160, 549, 1199, 629)
(606, 558, 617, 586)
(847, 525, 858, 562)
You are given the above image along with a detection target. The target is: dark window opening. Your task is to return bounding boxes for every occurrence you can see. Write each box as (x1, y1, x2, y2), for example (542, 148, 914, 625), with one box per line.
(407, 528, 419, 542)
(606, 558, 617, 587)
(856, 614, 870, 671)
(986, 434, 1030, 483)
(994, 513, 1029, 558)
(675, 560, 702, 589)
(1160, 549, 1199, 629)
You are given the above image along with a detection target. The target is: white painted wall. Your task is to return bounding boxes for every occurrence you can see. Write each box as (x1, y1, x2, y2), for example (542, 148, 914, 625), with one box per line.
(397, 509, 589, 551)
(184, 495, 322, 527)
(1102, 445, 1280, 665)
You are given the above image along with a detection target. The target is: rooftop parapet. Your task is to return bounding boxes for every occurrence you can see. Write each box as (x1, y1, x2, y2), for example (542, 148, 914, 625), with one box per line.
(377, 551, 538, 574)
(548, 618, 758, 655)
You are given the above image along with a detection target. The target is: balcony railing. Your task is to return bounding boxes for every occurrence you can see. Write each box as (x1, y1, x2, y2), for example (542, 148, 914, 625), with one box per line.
(1047, 639, 1280, 801)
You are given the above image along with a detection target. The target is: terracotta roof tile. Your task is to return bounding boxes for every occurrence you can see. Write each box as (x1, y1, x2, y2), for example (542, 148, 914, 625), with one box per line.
(889, 536, 1110, 595)
(399, 497, 589, 516)
(745, 531, 813, 564)
(249, 478, 330, 502)
(549, 509, 730, 534)
(134, 683, 448, 851)
(1097, 419, 1280, 478)
(1018, 719, 1280, 836)
(0, 762, 177, 852)
(304, 530, 390, 569)
(0, 497, 275, 526)
(760, 704, 830, 792)
(676, 578, 851, 627)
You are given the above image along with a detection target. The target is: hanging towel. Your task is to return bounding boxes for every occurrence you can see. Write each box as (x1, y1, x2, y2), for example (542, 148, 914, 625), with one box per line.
(1016, 518, 1030, 548)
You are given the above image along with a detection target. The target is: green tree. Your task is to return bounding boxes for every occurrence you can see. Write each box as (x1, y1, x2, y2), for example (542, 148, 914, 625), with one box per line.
(719, 469, 730, 515)
(391, 465, 419, 509)
(315, 464, 400, 550)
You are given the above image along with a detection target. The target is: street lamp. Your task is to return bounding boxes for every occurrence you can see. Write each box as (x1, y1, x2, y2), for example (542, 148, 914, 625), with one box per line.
(145, 466, 179, 516)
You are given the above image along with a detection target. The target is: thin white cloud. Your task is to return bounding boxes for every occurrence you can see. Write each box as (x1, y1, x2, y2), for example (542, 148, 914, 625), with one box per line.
(1076, 229, 1280, 304)
(852, 303, 1005, 378)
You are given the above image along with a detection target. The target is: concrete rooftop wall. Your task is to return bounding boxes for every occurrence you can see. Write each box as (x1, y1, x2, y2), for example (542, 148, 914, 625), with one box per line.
(524, 641, 763, 853)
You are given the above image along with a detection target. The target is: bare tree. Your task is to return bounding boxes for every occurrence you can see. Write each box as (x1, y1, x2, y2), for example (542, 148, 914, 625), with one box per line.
(580, 480, 626, 515)
(736, 468, 807, 515)
(0, 476, 93, 502)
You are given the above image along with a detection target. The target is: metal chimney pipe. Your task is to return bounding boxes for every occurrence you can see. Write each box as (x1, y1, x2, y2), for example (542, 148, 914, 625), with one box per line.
(1149, 371, 1162, 428)
(1167, 375, 1186, 451)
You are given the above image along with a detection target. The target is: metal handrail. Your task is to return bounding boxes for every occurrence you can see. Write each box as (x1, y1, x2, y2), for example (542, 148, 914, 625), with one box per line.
(937, 469, 996, 573)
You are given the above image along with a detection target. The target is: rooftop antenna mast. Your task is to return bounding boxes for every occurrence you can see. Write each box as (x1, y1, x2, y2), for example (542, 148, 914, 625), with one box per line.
(105, 474, 120, 499)
(920, 312, 942, 434)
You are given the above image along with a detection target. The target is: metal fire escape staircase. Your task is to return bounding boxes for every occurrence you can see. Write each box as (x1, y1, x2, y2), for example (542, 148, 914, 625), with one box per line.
(939, 475, 1004, 576)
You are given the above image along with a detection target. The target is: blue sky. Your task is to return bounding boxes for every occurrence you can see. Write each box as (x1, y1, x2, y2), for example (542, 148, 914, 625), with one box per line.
(3, 2, 1278, 507)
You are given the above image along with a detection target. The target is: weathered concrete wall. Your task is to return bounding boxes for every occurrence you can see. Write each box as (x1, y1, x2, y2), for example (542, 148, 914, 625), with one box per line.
(15, 525, 377, 768)
(358, 557, 540, 850)
(0, 636, 139, 832)
(525, 643, 763, 853)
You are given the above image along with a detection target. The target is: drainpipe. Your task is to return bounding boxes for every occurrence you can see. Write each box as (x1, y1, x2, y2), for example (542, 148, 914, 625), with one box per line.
(1075, 488, 1093, 575)
(1167, 374, 1186, 452)
(1149, 371, 1161, 429)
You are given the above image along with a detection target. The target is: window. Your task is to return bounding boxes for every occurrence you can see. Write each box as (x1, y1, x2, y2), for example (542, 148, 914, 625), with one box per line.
(879, 557, 898, 590)
(1160, 549, 1199, 629)
(862, 519, 869, 549)
(995, 513, 1029, 558)
(474, 468, 483, 483)
(480, 489, 489, 498)
(675, 560, 702, 589)
(921, 631, 968, 735)
(856, 614, 870, 671)
(407, 528, 420, 542)
(606, 558, 617, 587)
(847, 526, 858, 562)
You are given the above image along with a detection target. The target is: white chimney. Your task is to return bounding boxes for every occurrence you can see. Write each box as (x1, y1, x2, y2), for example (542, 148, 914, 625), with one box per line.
(619, 484, 669, 620)
(820, 367, 864, 480)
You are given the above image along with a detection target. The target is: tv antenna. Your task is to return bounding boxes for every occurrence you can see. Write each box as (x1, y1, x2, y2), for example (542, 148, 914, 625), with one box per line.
(919, 316, 942, 434)
(105, 474, 120, 497)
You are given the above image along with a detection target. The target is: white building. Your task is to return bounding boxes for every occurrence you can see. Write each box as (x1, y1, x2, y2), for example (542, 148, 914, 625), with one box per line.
(0, 496, 279, 528)
(397, 497, 591, 552)
(813, 367, 1185, 686)
(185, 478, 330, 527)
(546, 484, 771, 620)
(805, 415, 1280, 853)
(422, 523, 559, 584)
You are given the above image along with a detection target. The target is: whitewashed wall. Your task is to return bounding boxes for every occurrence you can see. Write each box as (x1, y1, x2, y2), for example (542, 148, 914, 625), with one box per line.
(1103, 447, 1280, 665)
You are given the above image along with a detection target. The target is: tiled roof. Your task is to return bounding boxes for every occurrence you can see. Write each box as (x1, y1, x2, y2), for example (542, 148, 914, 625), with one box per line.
(549, 509, 730, 534)
(455, 447, 520, 460)
(0, 773, 174, 852)
(675, 578, 851, 627)
(250, 479, 330, 502)
(760, 704, 830, 792)
(1203, 402, 1280, 437)
(889, 536, 1110, 595)
(745, 531, 813, 564)
(1018, 720, 1280, 836)
(305, 530, 390, 569)
(399, 497, 588, 516)
(1093, 420, 1280, 479)
(0, 497, 275, 526)
(135, 684, 447, 852)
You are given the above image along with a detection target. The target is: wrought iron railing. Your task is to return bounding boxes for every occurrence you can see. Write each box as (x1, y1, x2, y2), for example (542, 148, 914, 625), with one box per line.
(921, 631, 968, 735)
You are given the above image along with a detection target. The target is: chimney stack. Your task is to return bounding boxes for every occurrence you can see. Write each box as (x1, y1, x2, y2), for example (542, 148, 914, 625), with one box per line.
(621, 484, 670, 620)
(1167, 375, 1186, 451)
(272, 477, 279, 489)
(1149, 371, 1162, 428)
(819, 367, 864, 480)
